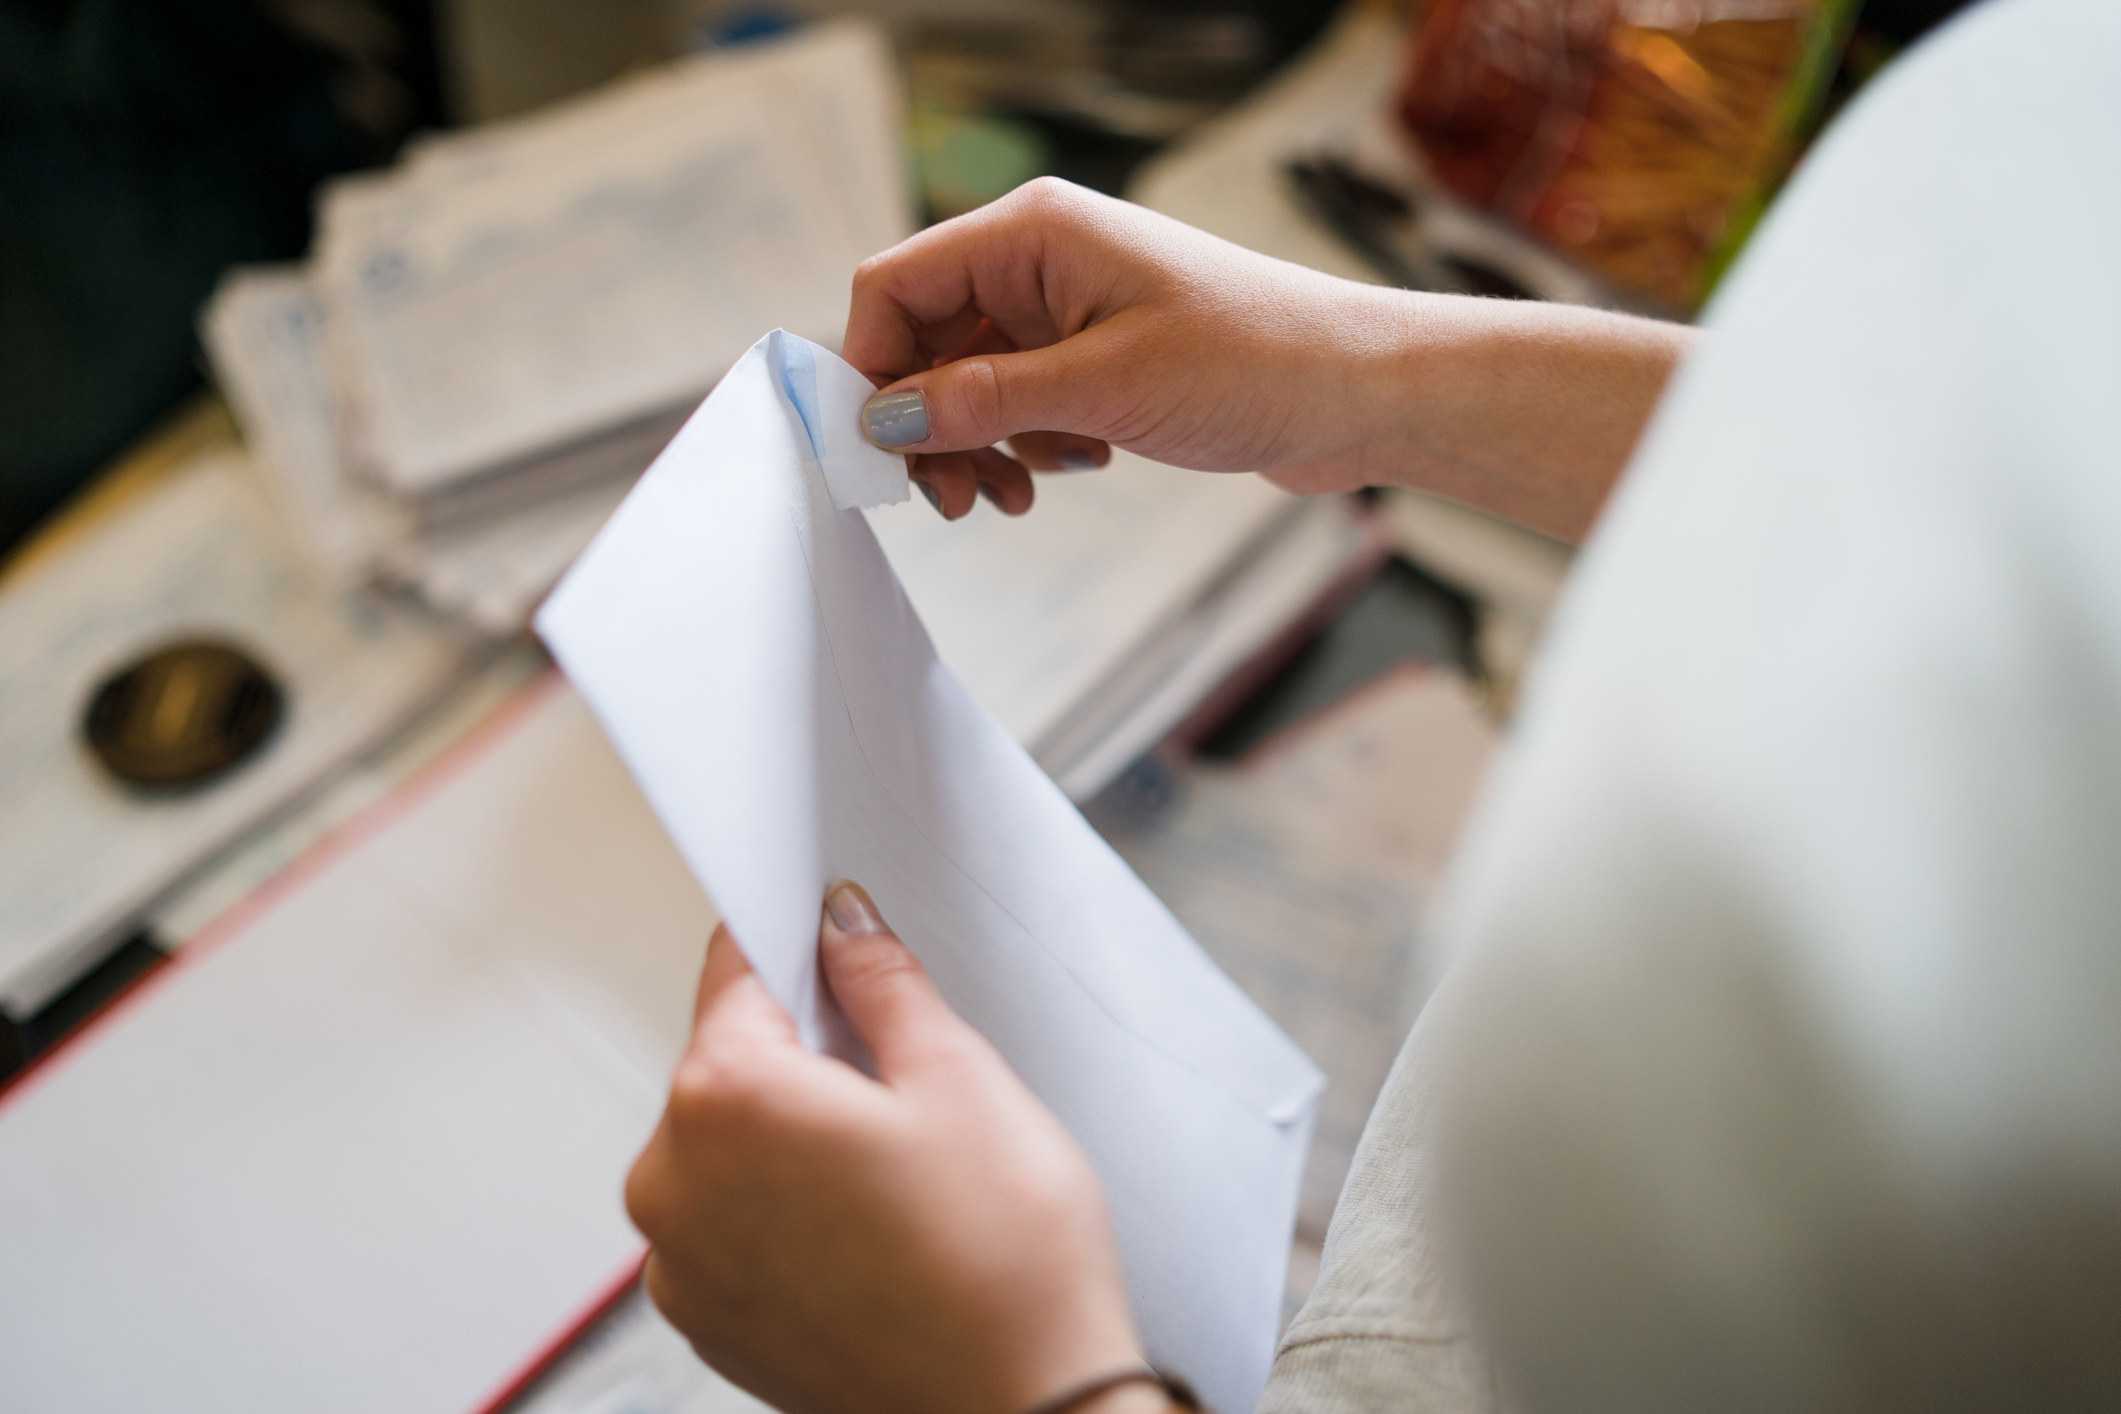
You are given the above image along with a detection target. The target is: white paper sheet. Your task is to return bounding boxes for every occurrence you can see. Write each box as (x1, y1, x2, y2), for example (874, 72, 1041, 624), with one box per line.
(537, 331, 1323, 1412)
(0, 683, 714, 1414)
(511, 1286, 772, 1414)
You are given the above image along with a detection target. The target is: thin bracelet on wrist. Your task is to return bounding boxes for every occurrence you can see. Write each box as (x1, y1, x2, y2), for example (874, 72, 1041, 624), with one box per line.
(1019, 1364, 1205, 1414)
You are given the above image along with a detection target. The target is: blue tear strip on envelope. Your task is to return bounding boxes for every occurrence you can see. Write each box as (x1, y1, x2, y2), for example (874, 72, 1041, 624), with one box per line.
(537, 330, 1322, 1413)
(770, 328, 909, 511)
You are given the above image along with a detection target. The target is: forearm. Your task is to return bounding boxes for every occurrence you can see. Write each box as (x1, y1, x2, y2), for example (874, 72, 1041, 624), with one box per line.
(1335, 291, 1695, 545)
(1077, 1385, 1184, 1414)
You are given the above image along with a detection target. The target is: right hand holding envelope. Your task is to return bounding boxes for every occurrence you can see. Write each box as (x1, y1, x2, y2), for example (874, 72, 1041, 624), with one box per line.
(845, 176, 1689, 544)
(844, 176, 1404, 520)
(626, 882, 1163, 1414)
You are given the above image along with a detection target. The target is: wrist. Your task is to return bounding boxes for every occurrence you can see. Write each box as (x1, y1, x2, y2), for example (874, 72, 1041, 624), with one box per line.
(1076, 1384, 1181, 1414)
(1018, 1363, 1202, 1414)
(1360, 289, 1692, 543)
(1361, 286, 1542, 496)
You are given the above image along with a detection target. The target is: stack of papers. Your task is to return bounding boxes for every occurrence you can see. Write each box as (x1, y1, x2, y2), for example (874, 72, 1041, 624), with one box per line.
(204, 21, 910, 633)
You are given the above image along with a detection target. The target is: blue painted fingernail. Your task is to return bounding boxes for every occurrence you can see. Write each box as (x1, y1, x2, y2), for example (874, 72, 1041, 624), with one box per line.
(824, 881, 885, 935)
(978, 483, 1003, 510)
(916, 478, 942, 514)
(1059, 450, 1101, 470)
(863, 389, 928, 448)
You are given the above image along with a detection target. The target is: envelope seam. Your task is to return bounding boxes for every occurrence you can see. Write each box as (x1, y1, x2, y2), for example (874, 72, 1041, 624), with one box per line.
(787, 502, 1289, 1121)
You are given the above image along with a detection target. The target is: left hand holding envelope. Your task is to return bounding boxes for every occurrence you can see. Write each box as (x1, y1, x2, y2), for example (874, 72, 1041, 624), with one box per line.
(627, 882, 1160, 1414)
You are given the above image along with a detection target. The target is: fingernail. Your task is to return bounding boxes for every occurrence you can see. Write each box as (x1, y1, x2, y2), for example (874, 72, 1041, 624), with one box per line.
(824, 881, 885, 935)
(863, 389, 928, 448)
(977, 483, 1003, 510)
(916, 478, 942, 514)
(1059, 450, 1101, 470)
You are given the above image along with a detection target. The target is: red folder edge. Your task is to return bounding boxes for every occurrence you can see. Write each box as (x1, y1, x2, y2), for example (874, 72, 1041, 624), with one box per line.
(468, 1250, 652, 1414)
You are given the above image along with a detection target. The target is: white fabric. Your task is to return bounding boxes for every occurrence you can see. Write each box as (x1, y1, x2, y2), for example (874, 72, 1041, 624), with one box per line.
(1264, 2, 2121, 1410)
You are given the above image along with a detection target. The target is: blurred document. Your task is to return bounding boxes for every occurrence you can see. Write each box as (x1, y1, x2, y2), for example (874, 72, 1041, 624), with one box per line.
(204, 268, 665, 632)
(538, 332, 1323, 1413)
(872, 454, 1295, 748)
(202, 268, 405, 582)
(316, 21, 908, 496)
(206, 22, 910, 636)
(878, 480, 1367, 798)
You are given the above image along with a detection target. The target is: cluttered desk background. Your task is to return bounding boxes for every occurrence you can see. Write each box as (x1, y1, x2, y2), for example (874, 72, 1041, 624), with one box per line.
(0, 1, 1969, 1410)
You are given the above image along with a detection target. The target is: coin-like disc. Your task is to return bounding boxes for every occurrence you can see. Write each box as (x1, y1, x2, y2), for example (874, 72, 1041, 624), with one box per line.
(84, 640, 284, 791)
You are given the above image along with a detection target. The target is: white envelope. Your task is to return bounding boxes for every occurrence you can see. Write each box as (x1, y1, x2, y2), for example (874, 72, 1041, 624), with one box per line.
(537, 331, 1322, 1411)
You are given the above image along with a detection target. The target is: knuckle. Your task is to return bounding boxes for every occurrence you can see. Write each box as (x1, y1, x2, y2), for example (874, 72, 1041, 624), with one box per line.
(641, 1255, 681, 1322)
(949, 356, 1006, 439)
(1014, 174, 1078, 215)
(838, 937, 927, 995)
(666, 1049, 768, 1129)
(623, 1156, 661, 1232)
(917, 1021, 986, 1073)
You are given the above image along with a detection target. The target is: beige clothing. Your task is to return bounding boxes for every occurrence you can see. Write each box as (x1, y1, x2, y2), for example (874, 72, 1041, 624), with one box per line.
(1260, 995, 1499, 1414)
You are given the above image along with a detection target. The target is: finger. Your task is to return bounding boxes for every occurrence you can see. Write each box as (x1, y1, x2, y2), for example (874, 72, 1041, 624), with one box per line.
(641, 1251, 677, 1319)
(638, 1250, 719, 1352)
(941, 315, 1019, 365)
(909, 447, 1031, 518)
(1004, 431, 1112, 472)
(626, 1119, 679, 1236)
(690, 922, 800, 1048)
(816, 881, 964, 1080)
(862, 335, 1120, 457)
(845, 178, 1113, 381)
(692, 922, 745, 1023)
(907, 304, 991, 370)
(911, 453, 981, 520)
(845, 198, 1064, 379)
(966, 445, 1034, 515)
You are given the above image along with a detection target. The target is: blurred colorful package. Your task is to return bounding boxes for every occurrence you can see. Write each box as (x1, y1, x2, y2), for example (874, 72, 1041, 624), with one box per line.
(1397, 0, 1856, 311)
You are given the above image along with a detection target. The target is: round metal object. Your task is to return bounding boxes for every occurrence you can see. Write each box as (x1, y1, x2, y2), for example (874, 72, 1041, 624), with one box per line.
(83, 639, 284, 791)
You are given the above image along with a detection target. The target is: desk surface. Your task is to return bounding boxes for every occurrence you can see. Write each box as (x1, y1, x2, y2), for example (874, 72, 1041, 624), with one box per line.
(1, 396, 239, 590)
(0, 8, 1548, 1404)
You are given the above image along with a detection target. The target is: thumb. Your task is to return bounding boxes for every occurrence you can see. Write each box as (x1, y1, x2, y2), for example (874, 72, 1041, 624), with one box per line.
(861, 338, 1113, 456)
(817, 880, 963, 1079)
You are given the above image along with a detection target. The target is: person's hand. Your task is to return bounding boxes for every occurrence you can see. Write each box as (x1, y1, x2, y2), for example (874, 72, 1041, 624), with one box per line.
(844, 177, 1692, 544)
(845, 176, 1409, 520)
(626, 882, 1157, 1414)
